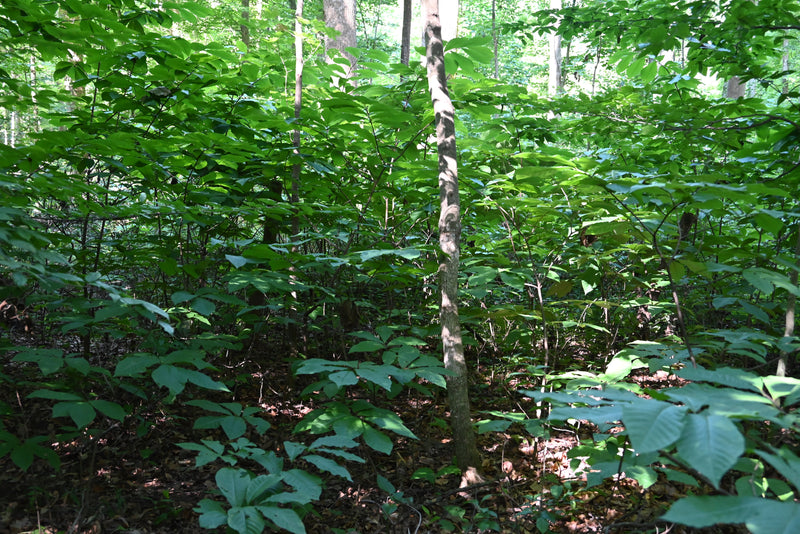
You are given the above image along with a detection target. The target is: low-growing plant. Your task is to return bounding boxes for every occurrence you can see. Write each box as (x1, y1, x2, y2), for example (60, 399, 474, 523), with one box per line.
(528, 342, 800, 533)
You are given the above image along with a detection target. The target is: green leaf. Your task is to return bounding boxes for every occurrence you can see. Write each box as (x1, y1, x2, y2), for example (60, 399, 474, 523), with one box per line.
(192, 297, 216, 316)
(256, 505, 306, 534)
(196, 499, 227, 528)
(308, 434, 358, 450)
(53, 401, 97, 429)
(756, 447, 800, 493)
(178, 441, 226, 467)
(221, 416, 247, 440)
(475, 419, 512, 434)
(663, 496, 800, 534)
(152, 365, 229, 396)
(227, 507, 248, 533)
(623, 400, 686, 453)
(245, 474, 282, 503)
(349, 340, 385, 353)
(675, 413, 744, 488)
(358, 247, 420, 262)
(226, 255, 249, 268)
(281, 468, 323, 503)
(12, 349, 64, 375)
(362, 425, 393, 454)
(115, 354, 159, 376)
(303, 454, 352, 481)
(376, 473, 396, 493)
(284, 441, 306, 461)
(356, 364, 393, 390)
(627, 464, 658, 489)
(171, 291, 195, 304)
(28, 390, 82, 401)
(216, 467, 251, 507)
(90, 400, 127, 421)
(329, 370, 359, 389)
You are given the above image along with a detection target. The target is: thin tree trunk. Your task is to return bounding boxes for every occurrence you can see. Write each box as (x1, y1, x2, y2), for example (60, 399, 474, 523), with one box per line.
(491, 0, 498, 78)
(240, 0, 251, 48)
(400, 0, 412, 66)
(292, 1, 303, 235)
(777, 225, 800, 377)
(548, 0, 563, 96)
(782, 39, 790, 94)
(287, 0, 304, 353)
(423, 0, 482, 482)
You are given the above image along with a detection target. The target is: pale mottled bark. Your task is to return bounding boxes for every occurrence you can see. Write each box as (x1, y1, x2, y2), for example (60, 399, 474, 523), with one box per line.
(726, 76, 746, 99)
(423, 0, 481, 478)
(777, 226, 800, 377)
(548, 0, 563, 96)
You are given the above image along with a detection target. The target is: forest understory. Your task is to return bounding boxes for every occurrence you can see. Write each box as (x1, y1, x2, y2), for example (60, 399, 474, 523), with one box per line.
(1, 324, 751, 534)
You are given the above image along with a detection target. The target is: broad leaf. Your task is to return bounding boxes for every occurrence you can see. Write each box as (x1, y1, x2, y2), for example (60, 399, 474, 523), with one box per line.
(622, 399, 686, 453)
(675, 413, 744, 488)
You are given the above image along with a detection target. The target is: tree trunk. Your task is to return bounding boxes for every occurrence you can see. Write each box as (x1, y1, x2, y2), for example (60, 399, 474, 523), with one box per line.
(439, 0, 459, 42)
(240, 0, 251, 49)
(548, 0, 563, 96)
(400, 0, 412, 66)
(725, 76, 746, 99)
(491, 0, 498, 78)
(292, 0, 303, 233)
(423, 0, 482, 482)
(777, 225, 800, 377)
(287, 0, 304, 353)
(323, 0, 357, 78)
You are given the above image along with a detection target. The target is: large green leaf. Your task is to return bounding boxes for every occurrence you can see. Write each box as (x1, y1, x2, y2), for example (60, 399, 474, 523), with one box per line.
(622, 399, 686, 453)
(663, 496, 800, 534)
(675, 413, 744, 488)
(216, 467, 251, 507)
(362, 424, 393, 454)
(256, 505, 306, 534)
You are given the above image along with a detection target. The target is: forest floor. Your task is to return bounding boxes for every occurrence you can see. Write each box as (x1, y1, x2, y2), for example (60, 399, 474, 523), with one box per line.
(1, 329, 747, 534)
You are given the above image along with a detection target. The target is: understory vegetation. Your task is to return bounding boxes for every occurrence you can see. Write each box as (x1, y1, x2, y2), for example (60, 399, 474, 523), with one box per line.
(2, 0, 800, 532)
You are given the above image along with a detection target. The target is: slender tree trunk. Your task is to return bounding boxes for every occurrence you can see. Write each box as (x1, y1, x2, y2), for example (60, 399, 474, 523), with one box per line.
(240, 0, 251, 48)
(400, 0, 412, 66)
(323, 0, 357, 79)
(292, 1, 303, 235)
(423, 0, 482, 482)
(491, 0, 498, 78)
(548, 0, 563, 96)
(287, 0, 304, 353)
(777, 225, 800, 377)
(782, 39, 790, 94)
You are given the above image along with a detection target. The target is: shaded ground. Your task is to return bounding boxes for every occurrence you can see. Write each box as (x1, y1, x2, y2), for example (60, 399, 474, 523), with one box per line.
(1, 330, 746, 534)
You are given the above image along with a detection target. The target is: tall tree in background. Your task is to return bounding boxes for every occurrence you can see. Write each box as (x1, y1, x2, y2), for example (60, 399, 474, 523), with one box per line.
(323, 0, 357, 77)
(240, 0, 250, 48)
(726, 76, 746, 98)
(491, 0, 498, 78)
(548, 0, 563, 95)
(423, 0, 482, 482)
(400, 0, 412, 65)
